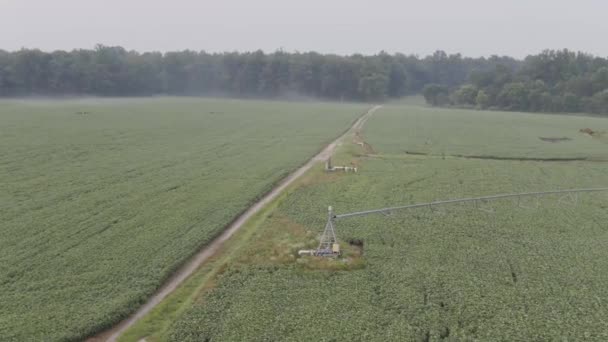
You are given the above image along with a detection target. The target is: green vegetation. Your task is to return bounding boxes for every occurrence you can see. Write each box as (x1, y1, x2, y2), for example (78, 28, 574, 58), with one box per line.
(0, 97, 366, 341)
(4, 47, 608, 113)
(161, 105, 608, 341)
(443, 50, 608, 114)
(118, 176, 303, 342)
(366, 104, 608, 159)
(0, 47, 516, 100)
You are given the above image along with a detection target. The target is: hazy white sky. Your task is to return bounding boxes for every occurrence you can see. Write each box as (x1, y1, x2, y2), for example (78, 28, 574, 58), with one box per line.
(1, 0, 607, 58)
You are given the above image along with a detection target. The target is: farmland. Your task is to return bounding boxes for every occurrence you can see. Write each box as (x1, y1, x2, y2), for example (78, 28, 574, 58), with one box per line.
(365, 105, 608, 160)
(157, 104, 608, 341)
(0, 97, 367, 341)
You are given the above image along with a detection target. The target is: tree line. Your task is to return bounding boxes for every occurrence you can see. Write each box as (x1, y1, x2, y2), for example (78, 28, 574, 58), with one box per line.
(425, 50, 608, 115)
(0, 45, 515, 101)
(1, 45, 607, 114)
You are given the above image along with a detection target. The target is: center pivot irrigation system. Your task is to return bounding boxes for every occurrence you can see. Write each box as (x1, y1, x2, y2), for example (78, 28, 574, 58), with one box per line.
(298, 187, 608, 257)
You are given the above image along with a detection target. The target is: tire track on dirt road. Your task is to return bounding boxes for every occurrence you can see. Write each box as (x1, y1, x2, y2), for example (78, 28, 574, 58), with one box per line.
(88, 105, 382, 342)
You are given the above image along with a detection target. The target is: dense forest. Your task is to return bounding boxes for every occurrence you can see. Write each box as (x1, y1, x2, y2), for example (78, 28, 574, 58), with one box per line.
(1, 45, 607, 114)
(0, 45, 515, 100)
(428, 50, 608, 114)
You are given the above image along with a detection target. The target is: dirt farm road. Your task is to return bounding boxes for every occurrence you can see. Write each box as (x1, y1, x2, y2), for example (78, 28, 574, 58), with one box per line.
(90, 105, 382, 342)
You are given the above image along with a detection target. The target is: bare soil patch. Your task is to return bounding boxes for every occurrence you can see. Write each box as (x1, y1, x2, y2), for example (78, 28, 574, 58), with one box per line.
(580, 128, 596, 136)
(580, 128, 607, 140)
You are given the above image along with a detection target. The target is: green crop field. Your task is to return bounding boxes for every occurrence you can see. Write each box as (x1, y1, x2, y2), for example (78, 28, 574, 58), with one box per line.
(366, 105, 608, 160)
(0, 97, 367, 341)
(162, 105, 608, 341)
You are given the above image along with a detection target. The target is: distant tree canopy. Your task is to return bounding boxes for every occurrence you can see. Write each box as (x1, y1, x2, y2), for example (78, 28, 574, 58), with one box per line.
(1, 46, 607, 114)
(446, 50, 608, 115)
(0, 45, 516, 102)
(422, 84, 450, 106)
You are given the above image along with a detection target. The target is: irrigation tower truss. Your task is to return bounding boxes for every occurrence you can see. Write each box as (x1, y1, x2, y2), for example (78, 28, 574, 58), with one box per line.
(310, 187, 608, 257)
